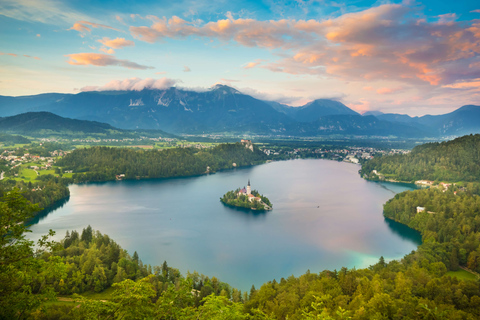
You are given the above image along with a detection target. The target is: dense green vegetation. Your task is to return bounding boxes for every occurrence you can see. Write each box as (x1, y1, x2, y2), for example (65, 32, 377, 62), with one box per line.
(57, 143, 267, 183)
(2, 187, 480, 319)
(0, 133, 30, 145)
(3, 134, 480, 319)
(383, 188, 480, 273)
(221, 189, 272, 211)
(361, 134, 480, 183)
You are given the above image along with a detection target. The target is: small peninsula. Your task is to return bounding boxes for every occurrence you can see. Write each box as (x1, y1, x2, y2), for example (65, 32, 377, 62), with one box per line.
(220, 180, 272, 211)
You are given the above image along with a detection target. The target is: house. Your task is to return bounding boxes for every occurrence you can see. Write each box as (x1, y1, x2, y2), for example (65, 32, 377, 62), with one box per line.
(416, 206, 425, 213)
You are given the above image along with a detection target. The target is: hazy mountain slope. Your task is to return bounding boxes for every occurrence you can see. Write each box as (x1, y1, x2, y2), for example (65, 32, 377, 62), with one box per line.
(292, 99, 359, 122)
(1, 87, 479, 138)
(0, 112, 175, 138)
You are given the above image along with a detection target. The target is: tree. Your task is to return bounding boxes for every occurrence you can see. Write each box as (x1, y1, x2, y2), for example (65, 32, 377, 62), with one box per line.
(0, 189, 61, 319)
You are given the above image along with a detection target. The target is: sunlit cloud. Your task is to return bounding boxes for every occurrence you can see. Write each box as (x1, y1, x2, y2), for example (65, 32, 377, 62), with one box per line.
(128, 4, 480, 89)
(442, 79, 480, 90)
(243, 61, 261, 69)
(69, 21, 120, 33)
(97, 37, 135, 49)
(376, 87, 405, 95)
(0, 0, 87, 24)
(80, 77, 177, 92)
(65, 53, 153, 70)
(1, 52, 40, 60)
(183, 65, 191, 72)
(99, 47, 115, 54)
(1, 52, 18, 57)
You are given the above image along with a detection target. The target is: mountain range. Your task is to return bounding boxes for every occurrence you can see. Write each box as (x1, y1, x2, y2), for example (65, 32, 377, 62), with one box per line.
(1, 84, 479, 138)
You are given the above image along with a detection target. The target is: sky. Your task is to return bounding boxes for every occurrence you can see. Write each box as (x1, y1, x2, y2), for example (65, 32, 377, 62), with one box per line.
(1, 0, 480, 116)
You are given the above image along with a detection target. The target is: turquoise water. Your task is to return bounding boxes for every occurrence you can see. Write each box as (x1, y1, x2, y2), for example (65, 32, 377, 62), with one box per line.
(28, 159, 421, 291)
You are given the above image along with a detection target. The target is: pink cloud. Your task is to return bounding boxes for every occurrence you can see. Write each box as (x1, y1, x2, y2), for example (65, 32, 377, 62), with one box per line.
(243, 61, 261, 69)
(376, 87, 405, 94)
(99, 47, 115, 54)
(81, 77, 177, 92)
(128, 4, 480, 88)
(97, 37, 135, 49)
(183, 65, 191, 72)
(69, 21, 120, 33)
(347, 99, 371, 113)
(442, 79, 480, 90)
(1, 52, 40, 60)
(65, 53, 153, 70)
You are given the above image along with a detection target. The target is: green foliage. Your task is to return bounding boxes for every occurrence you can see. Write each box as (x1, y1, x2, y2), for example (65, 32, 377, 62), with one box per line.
(361, 134, 480, 183)
(383, 188, 480, 273)
(57, 143, 267, 183)
(0, 190, 62, 319)
(220, 188, 272, 211)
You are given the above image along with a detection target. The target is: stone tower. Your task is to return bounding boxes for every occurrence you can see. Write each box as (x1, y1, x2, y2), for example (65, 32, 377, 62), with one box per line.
(247, 179, 251, 195)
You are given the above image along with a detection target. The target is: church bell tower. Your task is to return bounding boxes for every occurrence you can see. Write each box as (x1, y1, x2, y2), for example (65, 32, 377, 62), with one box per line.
(247, 179, 251, 195)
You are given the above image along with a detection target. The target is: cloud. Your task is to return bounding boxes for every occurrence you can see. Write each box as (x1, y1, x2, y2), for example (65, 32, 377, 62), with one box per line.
(471, 10, 480, 13)
(129, 14, 309, 47)
(69, 21, 120, 33)
(128, 4, 480, 88)
(81, 77, 177, 92)
(183, 65, 191, 72)
(376, 87, 405, 95)
(116, 15, 126, 25)
(65, 53, 153, 70)
(97, 37, 135, 49)
(1, 52, 40, 59)
(36, 34, 41, 37)
(220, 78, 240, 82)
(442, 79, 480, 90)
(346, 99, 371, 113)
(0, 0, 87, 24)
(243, 61, 261, 69)
(99, 47, 115, 54)
(155, 71, 167, 74)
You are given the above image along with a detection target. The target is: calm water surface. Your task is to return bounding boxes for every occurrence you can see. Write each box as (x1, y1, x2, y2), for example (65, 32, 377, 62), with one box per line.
(28, 159, 421, 291)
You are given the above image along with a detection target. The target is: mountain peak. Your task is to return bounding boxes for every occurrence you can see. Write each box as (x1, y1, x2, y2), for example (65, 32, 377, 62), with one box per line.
(454, 105, 480, 113)
(210, 84, 241, 94)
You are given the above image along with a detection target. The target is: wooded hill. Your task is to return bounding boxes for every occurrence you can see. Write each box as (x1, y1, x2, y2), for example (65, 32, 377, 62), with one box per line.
(56, 142, 267, 183)
(361, 134, 480, 183)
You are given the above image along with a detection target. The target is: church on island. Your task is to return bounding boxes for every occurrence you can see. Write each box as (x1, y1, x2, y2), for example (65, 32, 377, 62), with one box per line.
(237, 180, 262, 202)
(220, 179, 272, 211)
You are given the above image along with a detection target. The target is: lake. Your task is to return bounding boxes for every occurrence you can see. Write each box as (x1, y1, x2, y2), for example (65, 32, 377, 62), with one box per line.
(28, 159, 421, 291)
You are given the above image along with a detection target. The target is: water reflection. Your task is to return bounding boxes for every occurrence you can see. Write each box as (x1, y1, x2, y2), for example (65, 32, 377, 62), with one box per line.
(222, 204, 268, 220)
(26, 196, 70, 226)
(27, 159, 422, 291)
(383, 217, 422, 245)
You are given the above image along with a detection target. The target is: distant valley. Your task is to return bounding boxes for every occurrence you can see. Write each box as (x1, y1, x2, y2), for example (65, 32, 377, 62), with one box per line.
(1, 85, 479, 138)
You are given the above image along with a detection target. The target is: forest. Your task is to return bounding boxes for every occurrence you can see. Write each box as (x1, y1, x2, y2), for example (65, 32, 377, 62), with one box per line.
(0, 142, 267, 219)
(57, 142, 267, 183)
(2, 135, 480, 319)
(361, 134, 480, 183)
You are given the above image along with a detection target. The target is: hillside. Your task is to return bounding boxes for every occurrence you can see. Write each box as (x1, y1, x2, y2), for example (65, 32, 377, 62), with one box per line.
(0, 112, 176, 139)
(361, 134, 480, 183)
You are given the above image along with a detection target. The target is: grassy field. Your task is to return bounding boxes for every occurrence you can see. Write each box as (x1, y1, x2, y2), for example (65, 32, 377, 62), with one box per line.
(17, 168, 38, 181)
(446, 269, 478, 281)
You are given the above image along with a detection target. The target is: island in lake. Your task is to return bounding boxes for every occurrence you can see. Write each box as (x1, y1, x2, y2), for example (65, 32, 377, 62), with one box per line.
(220, 180, 272, 211)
